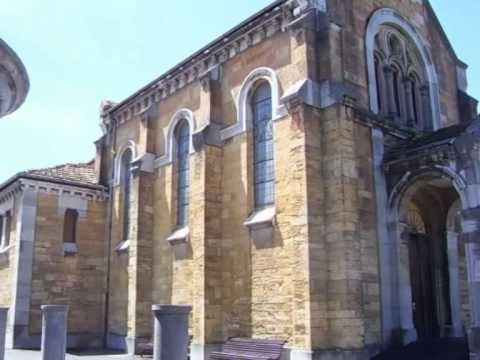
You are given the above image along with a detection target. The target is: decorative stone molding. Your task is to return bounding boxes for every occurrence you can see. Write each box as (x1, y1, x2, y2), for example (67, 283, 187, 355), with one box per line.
(103, 1, 311, 127)
(155, 109, 196, 168)
(114, 140, 138, 186)
(166, 227, 189, 259)
(281, 79, 359, 112)
(365, 8, 441, 130)
(221, 67, 287, 141)
(244, 206, 276, 248)
(0, 39, 29, 119)
(9, 179, 107, 202)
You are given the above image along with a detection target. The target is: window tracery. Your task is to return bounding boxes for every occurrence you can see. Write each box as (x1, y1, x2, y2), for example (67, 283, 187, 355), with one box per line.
(373, 27, 431, 131)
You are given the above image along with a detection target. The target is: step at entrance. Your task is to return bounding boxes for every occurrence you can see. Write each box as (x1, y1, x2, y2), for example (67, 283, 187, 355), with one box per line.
(372, 338, 468, 360)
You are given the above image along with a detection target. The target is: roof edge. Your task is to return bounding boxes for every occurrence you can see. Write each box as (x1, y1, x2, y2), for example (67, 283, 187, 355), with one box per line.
(106, 0, 288, 116)
(0, 172, 106, 195)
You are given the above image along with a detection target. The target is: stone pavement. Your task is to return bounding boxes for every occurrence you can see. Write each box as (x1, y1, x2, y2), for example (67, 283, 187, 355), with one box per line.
(5, 349, 149, 360)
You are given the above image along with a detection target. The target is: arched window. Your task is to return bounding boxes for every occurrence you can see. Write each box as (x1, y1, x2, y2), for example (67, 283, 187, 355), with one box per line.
(121, 149, 133, 241)
(252, 82, 275, 209)
(175, 120, 190, 227)
(63, 209, 78, 243)
(0, 211, 11, 248)
(370, 23, 432, 130)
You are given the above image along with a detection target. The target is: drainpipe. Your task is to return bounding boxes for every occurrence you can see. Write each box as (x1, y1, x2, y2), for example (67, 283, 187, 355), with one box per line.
(103, 116, 118, 349)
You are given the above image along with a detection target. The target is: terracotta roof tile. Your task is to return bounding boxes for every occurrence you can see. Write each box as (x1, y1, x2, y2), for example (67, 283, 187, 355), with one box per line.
(25, 161, 98, 186)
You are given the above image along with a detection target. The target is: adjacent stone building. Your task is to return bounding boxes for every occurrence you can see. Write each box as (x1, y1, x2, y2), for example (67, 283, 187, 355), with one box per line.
(1, 0, 479, 359)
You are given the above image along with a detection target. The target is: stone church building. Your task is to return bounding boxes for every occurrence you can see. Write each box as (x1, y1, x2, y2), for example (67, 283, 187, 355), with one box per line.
(1, 0, 479, 359)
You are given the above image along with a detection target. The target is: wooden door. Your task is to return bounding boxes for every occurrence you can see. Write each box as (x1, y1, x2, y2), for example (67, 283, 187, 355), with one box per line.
(408, 233, 439, 339)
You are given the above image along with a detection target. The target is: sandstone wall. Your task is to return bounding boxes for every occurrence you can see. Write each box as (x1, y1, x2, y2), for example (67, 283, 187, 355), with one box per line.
(29, 193, 107, 339)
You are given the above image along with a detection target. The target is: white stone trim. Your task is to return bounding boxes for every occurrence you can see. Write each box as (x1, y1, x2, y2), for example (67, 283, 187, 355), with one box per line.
(114, 140, 138, 186)
(63, 242, 78, 256)
(115, 240, 130, 253)
(366, 8, 441, 130)
(155, 109, 196, 168)
(220, 67, 287, 141)
(19, 179, 107, 202)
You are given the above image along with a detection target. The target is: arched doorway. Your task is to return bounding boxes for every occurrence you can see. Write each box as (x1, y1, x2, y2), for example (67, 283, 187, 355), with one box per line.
(387, 169, 469, 342)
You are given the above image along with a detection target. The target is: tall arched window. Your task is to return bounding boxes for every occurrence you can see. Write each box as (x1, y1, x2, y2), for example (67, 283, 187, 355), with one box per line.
(121, 149, 133, 241)
(252, 82, 274, 209)
(63, 209, 78, 244)
(175, 120, 190, 227)
(371, 25, 431, 131)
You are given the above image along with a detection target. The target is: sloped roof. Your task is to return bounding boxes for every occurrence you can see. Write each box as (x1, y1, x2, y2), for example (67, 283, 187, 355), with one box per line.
(0, 160, 104, 193)
(385, 122, 472, 162)
(24, 161, 98, 186)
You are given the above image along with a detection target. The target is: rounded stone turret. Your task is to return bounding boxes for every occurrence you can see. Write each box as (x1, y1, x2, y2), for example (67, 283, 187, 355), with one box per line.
(0, 38, 29, 119)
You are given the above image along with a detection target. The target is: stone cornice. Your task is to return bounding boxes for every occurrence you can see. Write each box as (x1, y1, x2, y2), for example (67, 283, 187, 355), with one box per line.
(103, 0, 326, 127)
(0, 177, 108, 205)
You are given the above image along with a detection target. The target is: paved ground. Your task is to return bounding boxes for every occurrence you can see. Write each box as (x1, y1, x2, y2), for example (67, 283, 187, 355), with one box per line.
(372, 338, 468, 360)
(5, 349, 150, 360)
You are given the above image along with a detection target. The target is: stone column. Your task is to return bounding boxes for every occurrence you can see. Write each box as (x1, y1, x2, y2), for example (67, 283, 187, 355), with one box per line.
(152, 305, 192, 360)
(383, 66, 396, 118)
(41, 305, 68, 360)
(403, 78, 415, 127)
(446, 231, 464, 338)
(390, 221, 417, 345)
(0, 308, 8, 360)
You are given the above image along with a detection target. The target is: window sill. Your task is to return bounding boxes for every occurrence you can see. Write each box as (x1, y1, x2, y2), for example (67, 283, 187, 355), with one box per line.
(244, 206, 276, 248)
(167, 227, 189, 259)
(115, 240, 130, 254)
(166, 226, 189, 246)
(0, 244, 12, 255)
(63, 243, 78, 256)
(0, 245, 12, 266)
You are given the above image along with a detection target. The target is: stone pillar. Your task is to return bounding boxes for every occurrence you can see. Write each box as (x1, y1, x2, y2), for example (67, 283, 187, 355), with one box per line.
(383, 66, 396, 118)
(8, 190, 38, 349)
(41, 305, 68, 360)
(446, 231, 464, 338)
(390, 221, 417, 345)
(0, 308, 8, 360)
(403, 78, 415, 127)
(189, 69, 224, 360)
(152, 305, 192, 360)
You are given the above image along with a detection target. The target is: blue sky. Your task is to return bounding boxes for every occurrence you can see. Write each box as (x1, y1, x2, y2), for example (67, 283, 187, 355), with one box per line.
(0, 1, 478, 181)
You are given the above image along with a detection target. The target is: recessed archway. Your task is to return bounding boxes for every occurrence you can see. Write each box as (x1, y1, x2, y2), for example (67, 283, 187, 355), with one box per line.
(385, 168, 470, 344)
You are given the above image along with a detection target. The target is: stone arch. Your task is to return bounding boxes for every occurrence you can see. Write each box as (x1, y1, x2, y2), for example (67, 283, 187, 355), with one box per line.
(382, 166, 469, 344)
(366, 8, 441, 130)
(156, 108, 195, 167)
(114, 140, 137, 186)
(220, 67, 285, 140)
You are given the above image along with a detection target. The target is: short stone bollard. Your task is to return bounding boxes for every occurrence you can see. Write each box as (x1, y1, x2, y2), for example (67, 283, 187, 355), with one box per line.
(0, 308, 8, 360)
(152, 305, 192, 360)
(41, 305, 68, 360)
